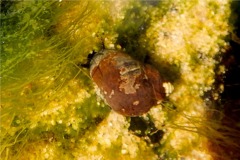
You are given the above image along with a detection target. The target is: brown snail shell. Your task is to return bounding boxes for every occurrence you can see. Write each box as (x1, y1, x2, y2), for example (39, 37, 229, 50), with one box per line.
(90, 50, 167, 116)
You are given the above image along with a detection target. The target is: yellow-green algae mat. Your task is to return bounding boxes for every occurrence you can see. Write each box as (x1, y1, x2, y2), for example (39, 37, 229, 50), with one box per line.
(1, 0, 239, 159)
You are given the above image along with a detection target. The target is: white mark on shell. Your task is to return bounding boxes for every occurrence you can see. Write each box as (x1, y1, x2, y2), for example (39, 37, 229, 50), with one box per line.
(134, 84, 140, 89)
(109, 90, 115, 98)
(133, 101, 139, 106)
(118, 65, 141, 94)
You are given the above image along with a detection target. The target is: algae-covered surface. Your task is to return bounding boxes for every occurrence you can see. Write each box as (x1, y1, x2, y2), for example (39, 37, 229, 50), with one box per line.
(1, 0, 240, 159)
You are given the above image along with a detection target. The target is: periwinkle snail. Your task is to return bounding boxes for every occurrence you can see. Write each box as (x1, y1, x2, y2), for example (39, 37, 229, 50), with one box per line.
(88, 49, 173, 116)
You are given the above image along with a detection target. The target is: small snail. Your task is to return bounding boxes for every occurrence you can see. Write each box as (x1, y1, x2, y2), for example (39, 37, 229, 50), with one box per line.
(89, 49, 173, 116)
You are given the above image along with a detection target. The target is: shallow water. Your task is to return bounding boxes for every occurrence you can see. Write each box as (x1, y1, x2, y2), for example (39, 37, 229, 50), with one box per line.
(1, 1, 240, 159)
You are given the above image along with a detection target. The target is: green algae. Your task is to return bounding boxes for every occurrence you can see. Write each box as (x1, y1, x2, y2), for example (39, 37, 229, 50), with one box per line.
(1, 1, 111, 159)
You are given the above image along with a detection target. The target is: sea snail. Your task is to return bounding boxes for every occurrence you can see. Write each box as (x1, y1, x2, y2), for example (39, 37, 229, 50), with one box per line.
(90, 49, 173, 116)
